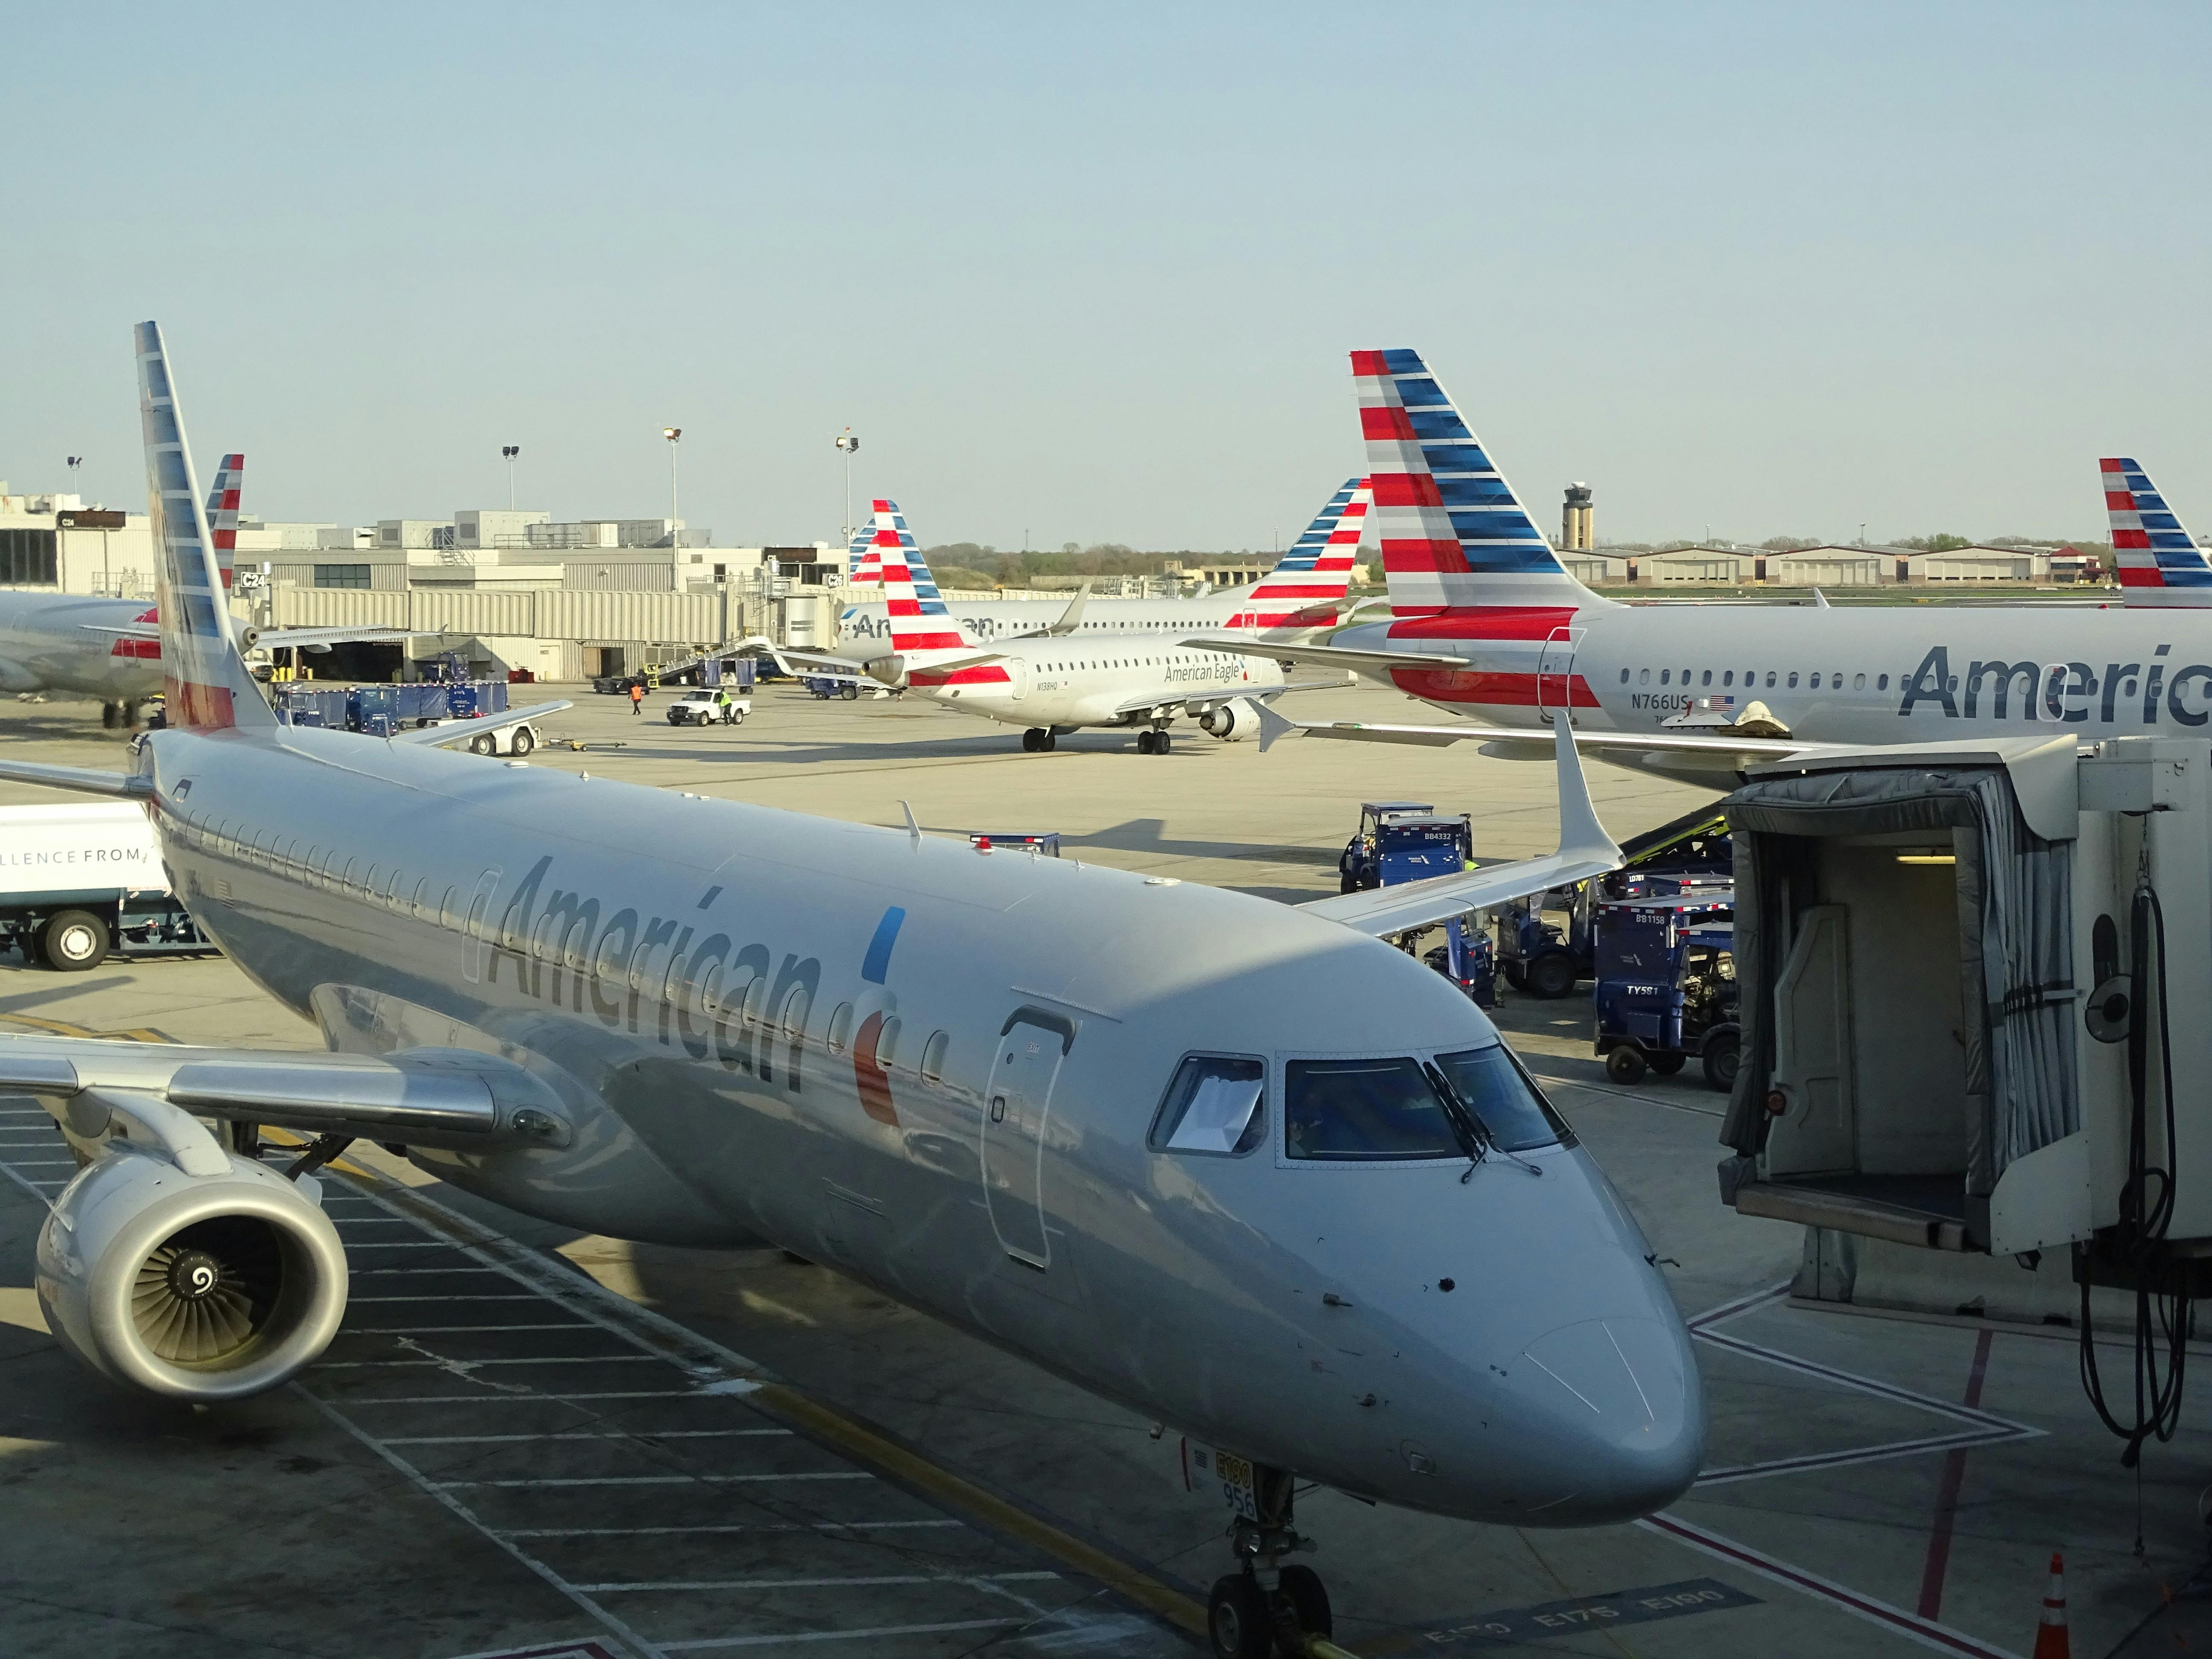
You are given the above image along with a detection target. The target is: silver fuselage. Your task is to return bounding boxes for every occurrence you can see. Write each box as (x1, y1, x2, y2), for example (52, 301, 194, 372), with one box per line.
(131, 720, 1701, 1524)
(0, 591, 163, 700)
(913, 634, 1289, 731)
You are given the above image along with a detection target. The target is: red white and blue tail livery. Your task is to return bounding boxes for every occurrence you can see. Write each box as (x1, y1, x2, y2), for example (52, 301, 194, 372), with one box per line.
(1228, 478, 1368, 632)
(2105, 458, 2212, 608)
(205, 453, 245, 588)
(135, 322, 273, 731)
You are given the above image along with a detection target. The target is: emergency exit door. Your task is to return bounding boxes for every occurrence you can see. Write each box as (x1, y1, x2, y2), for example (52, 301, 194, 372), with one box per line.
(982, 1009, 1073, 1268)
(1536, 628, 1579, 719)
(1767, 904, 1857, 1178)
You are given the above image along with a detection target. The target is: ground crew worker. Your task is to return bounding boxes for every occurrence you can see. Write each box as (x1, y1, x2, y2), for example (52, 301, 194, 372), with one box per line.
(629, 680, 644, 716)
(713, 686, 731, 723)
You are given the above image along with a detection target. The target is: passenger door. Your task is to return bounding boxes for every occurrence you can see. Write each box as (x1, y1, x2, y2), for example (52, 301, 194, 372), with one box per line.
(1766, 904, 1856, 1177)
(1004, 658, 1028, 701)
(981, 1007, 1073, 1268)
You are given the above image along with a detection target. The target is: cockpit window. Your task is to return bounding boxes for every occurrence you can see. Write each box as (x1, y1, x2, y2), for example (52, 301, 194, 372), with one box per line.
(1151, 1054, 1266, 1155)
(1434, 1045, 1573, 1152)
(1284, 1057, 1458, 1161)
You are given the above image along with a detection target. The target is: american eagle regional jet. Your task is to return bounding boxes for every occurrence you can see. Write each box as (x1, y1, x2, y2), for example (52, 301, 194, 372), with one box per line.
(0, 324, 1700, 1659)
(1196, 350, 2212, 781)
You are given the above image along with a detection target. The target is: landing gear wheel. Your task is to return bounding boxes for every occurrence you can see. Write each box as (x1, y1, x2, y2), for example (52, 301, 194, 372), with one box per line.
(101, 702, 121, 730)
(1022, 728, 1044, 752)
(42, 908, 108, 972)
(1040, 730, 1057, 751)
(1649, 1053, 1685, 1076)
(1605, 1045, 1647, 1086)
(469, 732, 496, 755)
(1136, 730, 1156, 754)
(1276, 1565, 1332, 1642)
(1526, 949, 1578, 999)
(1207, 1575, 1272, 1659)
(1155, 731, 1171, 754)
(509, 726, 535, 757)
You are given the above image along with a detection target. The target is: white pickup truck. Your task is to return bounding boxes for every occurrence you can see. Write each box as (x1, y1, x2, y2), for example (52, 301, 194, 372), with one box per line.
(664, 688, 751, 727)
(0, 803, 211, 970)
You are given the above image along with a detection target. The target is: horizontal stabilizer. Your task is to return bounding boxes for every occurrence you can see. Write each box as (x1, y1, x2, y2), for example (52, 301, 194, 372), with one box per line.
(0, 758, 153, 799)
(1180, 634, 1469, 672)
(1295, 713, 1621, 937)
(389, 699, 571, 747)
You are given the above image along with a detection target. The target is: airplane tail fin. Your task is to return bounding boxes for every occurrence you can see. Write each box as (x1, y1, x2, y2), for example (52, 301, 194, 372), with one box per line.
(205, 452, 244, 589)
(1351, 349, 1610, 617)
(135, 323, 274, 730)
(844, 519, 881, 592)
(873, 500, 970, 654)
(2103, 457, 2212, 607)
(1233, 477, 1370, 633)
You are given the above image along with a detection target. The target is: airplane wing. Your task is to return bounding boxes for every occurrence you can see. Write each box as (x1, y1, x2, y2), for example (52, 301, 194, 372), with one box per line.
(389, 699, 571, 747)
(1294, 712, 1622, 938)
(1253, 701, 1845, 780)
(1179, 634, 1470, 672)
(0, 1035, 569, 1152)
(0, 757, 152, 799)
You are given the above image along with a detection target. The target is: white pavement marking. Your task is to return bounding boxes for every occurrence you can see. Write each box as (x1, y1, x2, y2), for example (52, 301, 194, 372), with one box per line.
(338, 1391, 701, 1406)
(384, 1429, 792, 1445)
(431, 1473, 875, 1489)
(350, 1324, 598, 1335)
(315, 1355, 660, 1369)
(1640, 1510, 2023, 1659)
(297, 1387, 671, 1659)
(658, 1619, 1022, 1652)
(499, 1522, 964, 1540)
(582, 1573, 1062, 1594)
(347, 1294, 544, 1304)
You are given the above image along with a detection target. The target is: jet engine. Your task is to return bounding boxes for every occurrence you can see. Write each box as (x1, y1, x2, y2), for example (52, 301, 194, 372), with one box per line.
(36, 1140, 347, 1401)
(866, 655, 908, 689)
(1200, 698, 1261, 741)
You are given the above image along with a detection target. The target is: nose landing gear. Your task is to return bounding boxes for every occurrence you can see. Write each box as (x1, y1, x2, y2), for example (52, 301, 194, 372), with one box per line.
(1205, 1464, 1335, 1658)
(1020, 728, 1057, 751)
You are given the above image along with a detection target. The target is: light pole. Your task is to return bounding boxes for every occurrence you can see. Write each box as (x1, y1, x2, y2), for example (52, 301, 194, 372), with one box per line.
(663, 428, 682, 546)
(502, 445, 520, 510)
(66, 455, 82, 502)
(834, 428, 859, 545)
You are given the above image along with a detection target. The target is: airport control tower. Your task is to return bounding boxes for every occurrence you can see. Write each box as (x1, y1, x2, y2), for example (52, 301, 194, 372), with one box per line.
(1562, 483, 1595, 551)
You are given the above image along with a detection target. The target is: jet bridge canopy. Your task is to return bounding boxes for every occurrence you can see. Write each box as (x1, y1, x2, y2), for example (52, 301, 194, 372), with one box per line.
(1718, 741, 2081, 1252)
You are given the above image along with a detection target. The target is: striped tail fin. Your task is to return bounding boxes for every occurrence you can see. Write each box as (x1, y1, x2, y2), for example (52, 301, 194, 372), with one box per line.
(204, 452, 244, 589)
(873, 500, 970, 655)
(2104, 457, 2212, 607)
(1351, 349, 1610, 618)
(1231, 477, 1370, 634)
(844, 519, 881, 593)
(135, 323, 274, 730)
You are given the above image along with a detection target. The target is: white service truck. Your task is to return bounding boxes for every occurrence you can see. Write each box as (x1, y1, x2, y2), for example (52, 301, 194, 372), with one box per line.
(0, 803, 210, 970)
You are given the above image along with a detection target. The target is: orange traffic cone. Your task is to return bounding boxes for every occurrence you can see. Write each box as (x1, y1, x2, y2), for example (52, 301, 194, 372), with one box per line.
(2032, 1551, 2070, 1659)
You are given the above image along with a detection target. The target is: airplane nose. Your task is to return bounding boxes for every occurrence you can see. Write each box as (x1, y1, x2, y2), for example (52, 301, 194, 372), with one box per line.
(1513, 1315, 1704, 1522)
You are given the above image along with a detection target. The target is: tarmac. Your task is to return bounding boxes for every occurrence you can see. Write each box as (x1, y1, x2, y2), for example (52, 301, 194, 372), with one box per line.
(0, 676, 2207, 1659)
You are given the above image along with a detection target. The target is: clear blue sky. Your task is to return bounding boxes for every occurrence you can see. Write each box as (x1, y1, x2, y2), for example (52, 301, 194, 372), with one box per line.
(5, 4, 2206, 551)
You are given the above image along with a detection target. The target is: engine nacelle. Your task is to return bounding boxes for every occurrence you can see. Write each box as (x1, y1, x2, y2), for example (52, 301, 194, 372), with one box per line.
(1201, 698, 1261, 741)
(866, 654, 908, 689)
(36, 1144, 347, 1401)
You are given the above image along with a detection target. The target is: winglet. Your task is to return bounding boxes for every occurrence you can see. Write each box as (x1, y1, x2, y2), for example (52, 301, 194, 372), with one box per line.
(1549, 710, 1619, 868)
(1255, 700, 1301, 753)
(900, 800, 923, 850)
(1045, 581, 1091, 636)
(1811, 587, 1831, 609)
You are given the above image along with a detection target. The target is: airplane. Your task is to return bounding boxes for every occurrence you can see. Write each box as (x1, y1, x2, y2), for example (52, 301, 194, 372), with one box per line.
(830, 478, 1373, 660)
(0, 452, 408, 727)
(1, 323, 1699, 1658)
(2106, 457, 2212, 608)
(832, 494, 1365, 751)
(1193, 350, 2212, 783)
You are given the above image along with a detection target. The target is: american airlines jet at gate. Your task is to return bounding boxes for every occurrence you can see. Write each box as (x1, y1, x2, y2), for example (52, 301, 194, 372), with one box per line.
(1197, 350, 2212, 782)
(0, 323, 1698, 1656)
(832, 479, 1372, 660)
(0, 452, 405, 726)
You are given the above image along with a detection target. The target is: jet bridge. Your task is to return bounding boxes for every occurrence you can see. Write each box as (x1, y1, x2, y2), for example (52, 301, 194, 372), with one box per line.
(1717, 735, 2212, 1350)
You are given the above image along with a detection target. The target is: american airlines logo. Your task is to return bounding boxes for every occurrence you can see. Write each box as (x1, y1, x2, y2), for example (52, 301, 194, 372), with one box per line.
(1898, 644, 2212, 725)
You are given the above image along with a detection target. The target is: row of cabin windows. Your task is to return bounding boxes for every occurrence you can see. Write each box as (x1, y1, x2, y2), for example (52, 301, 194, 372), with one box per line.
(1042, 649, 1226, 672)
(1619, 667, 1892, 693)
(172, 793, 955, 1088)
